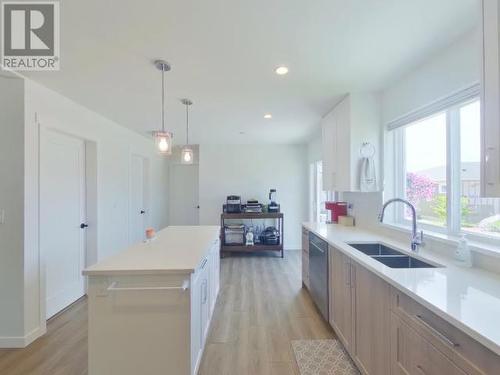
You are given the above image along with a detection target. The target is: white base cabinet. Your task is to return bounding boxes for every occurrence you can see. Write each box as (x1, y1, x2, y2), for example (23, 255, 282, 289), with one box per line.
(87, 238, 220, 375)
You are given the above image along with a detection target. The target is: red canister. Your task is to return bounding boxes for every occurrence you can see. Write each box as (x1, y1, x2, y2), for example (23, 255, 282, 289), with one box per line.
(325, 202, 348, 223)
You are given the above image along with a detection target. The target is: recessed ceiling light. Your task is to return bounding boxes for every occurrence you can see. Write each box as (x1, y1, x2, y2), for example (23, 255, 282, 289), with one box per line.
(264, 114, 272, 119)
(275, 66, 289, 75)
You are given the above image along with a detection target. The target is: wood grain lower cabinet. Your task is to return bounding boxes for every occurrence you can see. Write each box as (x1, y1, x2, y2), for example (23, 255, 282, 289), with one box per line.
(352, 263, 391, 375)
(391, 312, 467, 375)
(391, 288, 500, 375)
(329, 246, 392, 375)
(329, 246, 354, 353)
(324, 242, 500, 375)
(302, 227, 310, 289)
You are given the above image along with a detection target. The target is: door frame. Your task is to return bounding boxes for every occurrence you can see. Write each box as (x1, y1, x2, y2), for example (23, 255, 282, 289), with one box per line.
(128, 152, 150, 245)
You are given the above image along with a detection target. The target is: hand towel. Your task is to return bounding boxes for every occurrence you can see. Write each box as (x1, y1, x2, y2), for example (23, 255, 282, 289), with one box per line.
(360, 157, 377, 192)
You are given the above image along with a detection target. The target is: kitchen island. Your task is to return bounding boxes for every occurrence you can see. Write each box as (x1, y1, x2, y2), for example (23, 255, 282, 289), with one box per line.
(83, 226, 220, 375)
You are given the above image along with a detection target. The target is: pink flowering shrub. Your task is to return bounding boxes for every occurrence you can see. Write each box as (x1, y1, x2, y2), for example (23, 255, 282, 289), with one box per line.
(406, 173, 437, 205)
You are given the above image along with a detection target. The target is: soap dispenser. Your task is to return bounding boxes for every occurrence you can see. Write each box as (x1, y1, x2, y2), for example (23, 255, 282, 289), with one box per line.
(454, 234, 472, 267)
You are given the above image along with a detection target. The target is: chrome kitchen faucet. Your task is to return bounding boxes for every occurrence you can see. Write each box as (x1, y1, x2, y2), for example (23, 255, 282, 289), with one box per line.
(378, 198, 424, 252)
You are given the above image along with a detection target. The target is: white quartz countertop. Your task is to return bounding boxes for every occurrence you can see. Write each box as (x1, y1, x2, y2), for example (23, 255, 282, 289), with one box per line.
(303, 222, 500, 356)
(83, 226, 220, 276)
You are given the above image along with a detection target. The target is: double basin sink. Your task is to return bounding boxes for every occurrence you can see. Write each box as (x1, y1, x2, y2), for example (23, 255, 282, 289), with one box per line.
(347, 243, 439, 269)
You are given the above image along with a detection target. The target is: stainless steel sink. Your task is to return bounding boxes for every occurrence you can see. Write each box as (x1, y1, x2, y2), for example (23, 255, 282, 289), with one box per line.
(348, 243, 403, 256)
(371, 255, 436, 268)
(348, 243, 438, 269)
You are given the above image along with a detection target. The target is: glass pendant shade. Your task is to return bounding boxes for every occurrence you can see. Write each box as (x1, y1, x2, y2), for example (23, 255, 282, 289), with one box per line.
(154, 131, 173, 155)
(181, 146, 194, 164)
(153, 60, 173, 157)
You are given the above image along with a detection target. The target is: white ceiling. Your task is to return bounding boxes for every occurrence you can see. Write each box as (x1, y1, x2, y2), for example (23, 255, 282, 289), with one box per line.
(23, 0, 479, 144)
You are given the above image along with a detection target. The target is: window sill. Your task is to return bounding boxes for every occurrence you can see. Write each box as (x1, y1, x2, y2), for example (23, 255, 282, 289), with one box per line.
(379, 222, 500, 259)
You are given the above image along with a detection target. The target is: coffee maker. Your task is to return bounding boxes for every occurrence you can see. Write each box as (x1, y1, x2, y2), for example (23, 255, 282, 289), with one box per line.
(225, 195, 242, 213)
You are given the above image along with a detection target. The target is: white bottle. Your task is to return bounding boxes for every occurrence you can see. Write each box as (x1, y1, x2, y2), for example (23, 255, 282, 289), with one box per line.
(454, 234, 472, 267)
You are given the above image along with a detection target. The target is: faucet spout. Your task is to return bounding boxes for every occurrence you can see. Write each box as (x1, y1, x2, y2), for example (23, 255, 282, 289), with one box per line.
(379, 198, 424, 252)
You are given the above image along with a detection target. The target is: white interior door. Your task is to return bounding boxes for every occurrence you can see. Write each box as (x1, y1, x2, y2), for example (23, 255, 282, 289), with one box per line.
(40, 129, 86, 319)
(169, 164, 199, 225)
(130, 154, 147, 244)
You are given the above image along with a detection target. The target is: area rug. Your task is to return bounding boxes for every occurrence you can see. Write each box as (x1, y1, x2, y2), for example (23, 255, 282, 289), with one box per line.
(291, 339, 360, 375)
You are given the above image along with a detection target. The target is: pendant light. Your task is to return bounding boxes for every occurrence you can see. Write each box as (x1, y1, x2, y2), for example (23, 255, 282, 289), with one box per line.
(180, 98, 194, 164)
(153, 60, 173, 155)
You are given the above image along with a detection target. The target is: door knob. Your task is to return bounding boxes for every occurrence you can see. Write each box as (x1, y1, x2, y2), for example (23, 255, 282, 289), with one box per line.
(80, 223, 89, 229)
(140, 210, 146, 214)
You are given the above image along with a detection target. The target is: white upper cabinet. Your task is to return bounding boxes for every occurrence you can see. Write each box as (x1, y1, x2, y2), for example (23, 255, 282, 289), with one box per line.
(321, 93, 381, 192)
(482, 0, 500, 197)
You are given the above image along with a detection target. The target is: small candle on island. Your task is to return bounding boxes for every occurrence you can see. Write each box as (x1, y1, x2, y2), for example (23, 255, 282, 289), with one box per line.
(145, 228, 156, 240)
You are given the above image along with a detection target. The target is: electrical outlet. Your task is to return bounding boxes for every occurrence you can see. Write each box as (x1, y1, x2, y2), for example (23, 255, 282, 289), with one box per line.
(0, 209, 5, 224)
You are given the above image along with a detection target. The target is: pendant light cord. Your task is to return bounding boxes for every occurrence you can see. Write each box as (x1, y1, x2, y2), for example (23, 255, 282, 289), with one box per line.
(161, 68, 165, 133)
(185, 103, 189, 145)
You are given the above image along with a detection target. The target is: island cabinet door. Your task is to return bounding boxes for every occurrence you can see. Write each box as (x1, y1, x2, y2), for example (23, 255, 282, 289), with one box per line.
(209, 239, 220, 315)
(200, 256, 211, 344)
(190, 271, 202, 375)
(87, 274, 192, 375)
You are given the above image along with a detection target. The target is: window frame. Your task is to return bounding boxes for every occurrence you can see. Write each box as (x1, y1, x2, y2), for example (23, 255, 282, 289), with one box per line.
(309, 160, 335, 223)
(391, 95, 484, 238)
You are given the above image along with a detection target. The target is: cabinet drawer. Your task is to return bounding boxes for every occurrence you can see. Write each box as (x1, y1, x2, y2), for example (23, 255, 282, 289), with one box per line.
(391, 313, 466, 375)
(391, 288, 500, 375)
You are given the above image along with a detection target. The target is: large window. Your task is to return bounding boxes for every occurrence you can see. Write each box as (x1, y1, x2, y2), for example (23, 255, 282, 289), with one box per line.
(391, 97, 500, 239)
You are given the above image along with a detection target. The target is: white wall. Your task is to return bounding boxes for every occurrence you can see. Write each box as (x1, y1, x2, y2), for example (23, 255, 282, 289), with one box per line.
(381, 29, 480, 124)
(0, 74, 25, 341)
(0, 77, 170, 347)
(199, 144, 307, 249)
(307, 128, 322, 163)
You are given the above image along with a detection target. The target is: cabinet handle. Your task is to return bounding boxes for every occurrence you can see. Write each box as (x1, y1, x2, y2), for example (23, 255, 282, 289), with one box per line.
(200, 258, 208, 269)
(414, 314, 459, 348)
(350, 264, 356, 289)
(416, 365, 427, 374)
(203, 280, 208, 304)
(344, 261, 351, 286)
(310, 242, 325, 253)
(107, 280, 189, 292)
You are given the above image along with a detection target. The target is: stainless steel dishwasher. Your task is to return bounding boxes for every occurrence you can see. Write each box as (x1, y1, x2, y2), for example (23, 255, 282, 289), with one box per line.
(308, 232, 329, 321)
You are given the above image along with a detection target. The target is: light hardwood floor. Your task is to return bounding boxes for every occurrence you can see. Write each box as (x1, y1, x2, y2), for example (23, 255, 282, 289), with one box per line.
(0, 250, 334, 375)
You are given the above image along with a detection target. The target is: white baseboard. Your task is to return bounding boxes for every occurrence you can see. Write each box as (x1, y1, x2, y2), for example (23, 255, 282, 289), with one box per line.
(0, 326, 46, 348)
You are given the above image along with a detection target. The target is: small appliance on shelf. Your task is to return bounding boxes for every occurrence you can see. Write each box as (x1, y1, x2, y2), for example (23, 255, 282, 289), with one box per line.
(268, 189, 280, 213)
(224, 224, 245, 245)
(224, 195, 242, 213)
(259, 226, 280, 245)
(244, 199, 263, 213)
